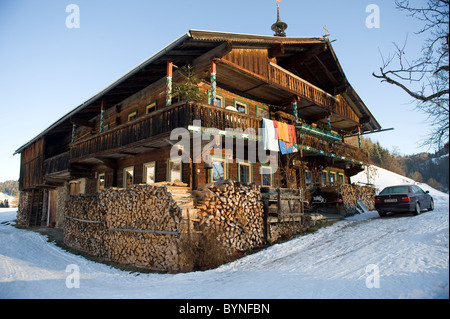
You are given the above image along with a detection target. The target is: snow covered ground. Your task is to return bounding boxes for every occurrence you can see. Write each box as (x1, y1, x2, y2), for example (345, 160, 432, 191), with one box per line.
(0, 166, 448, 299)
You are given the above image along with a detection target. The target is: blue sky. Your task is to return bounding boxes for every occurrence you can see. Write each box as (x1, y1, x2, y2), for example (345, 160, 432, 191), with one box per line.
(0, 0, 434, 182)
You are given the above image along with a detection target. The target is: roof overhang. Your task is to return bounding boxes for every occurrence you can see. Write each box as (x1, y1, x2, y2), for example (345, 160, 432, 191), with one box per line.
(15, 30, 381, 154)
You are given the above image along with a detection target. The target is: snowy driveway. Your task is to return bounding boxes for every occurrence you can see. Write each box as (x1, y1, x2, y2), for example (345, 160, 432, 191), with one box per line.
(1, 196, 448, 299)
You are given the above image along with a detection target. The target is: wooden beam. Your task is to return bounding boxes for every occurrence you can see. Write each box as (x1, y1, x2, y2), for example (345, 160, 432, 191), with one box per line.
(268, 43, 285, 59)
(70, 117, 95, 129)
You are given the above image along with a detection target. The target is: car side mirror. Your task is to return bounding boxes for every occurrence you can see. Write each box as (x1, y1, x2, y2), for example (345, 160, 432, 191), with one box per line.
(425, 190, 430, 194)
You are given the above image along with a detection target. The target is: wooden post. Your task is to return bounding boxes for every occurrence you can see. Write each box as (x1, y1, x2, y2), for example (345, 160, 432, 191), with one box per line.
(292, 96, 298, 124)
(100, 99, 106, 133)
(210, 60, 217, 106)
(166, 61, 173, 106)
(71, 124, 76, 144)
(357, 126, 362, 149)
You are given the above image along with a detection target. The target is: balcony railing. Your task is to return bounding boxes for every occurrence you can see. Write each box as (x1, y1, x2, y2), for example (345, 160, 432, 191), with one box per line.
(268, 63, 359, 123)
(297, 132, 368, 164)
(69, 101, 367, 164)
(43, 151, 70, 176)
(70, 102, 263, 161)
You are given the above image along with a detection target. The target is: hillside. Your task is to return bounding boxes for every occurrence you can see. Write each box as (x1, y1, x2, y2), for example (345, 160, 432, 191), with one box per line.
(0, 166, 448, 299)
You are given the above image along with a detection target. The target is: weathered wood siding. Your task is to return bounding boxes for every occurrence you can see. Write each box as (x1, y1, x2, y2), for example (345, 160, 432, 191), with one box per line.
(19, 138, 44, 190)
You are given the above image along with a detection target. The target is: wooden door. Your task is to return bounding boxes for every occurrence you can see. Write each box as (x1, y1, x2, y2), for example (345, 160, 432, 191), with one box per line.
(48, 189, 57, 227)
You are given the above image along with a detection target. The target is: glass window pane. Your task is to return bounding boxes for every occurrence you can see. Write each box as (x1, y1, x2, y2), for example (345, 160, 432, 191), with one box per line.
(261, 166, 272, 187)
(212, 160, 225, 182)
(124, 167, 134, 188)
(239, 164, 250, 184)
(169, 159, 181, 182)
(144, 163, 155, 184)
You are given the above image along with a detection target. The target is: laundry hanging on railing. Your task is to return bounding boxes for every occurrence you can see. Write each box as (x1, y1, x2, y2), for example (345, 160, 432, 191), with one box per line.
(262, 119, 298, 154)
(262, 118, 279, 152)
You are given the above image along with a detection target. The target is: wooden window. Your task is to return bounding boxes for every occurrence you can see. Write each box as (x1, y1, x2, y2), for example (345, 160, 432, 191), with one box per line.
(145, 101, 157, 114)
(143, 162, 156, 184)
(210, 157, 227, 182)
(167, 158, 182, 182)
(329, 171, 337, 184)
(321, 170, 328, 186)
(97, 172, 105, 192)
(123, 166, 134, 189)
(127, 110, 138, 121)
(234, 99, 248, 114)
(338, 173, 345, 184)
(305, 169, 312, 188)
(238, 161, 252, 184)
(260, 165, 273, 187)
(256, 105, 269, 119)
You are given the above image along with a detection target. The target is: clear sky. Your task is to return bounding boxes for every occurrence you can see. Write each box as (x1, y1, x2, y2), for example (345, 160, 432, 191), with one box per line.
(0, 0, 435, 182)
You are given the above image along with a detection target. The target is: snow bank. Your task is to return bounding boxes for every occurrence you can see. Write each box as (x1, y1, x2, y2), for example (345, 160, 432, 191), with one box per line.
(351, 165, 448, 202)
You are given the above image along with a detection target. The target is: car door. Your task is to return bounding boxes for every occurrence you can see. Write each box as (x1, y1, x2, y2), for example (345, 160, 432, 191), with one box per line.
(412, 186, 427, 209)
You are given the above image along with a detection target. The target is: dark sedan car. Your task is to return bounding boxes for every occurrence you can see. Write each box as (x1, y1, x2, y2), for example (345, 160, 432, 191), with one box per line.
(375, 185, 434, 217)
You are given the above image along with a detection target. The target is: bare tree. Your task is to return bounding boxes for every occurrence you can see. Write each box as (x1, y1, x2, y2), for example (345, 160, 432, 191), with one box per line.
(373, 0, 449, 149)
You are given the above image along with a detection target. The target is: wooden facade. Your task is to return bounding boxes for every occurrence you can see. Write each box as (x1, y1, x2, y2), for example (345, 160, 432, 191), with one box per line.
(15, 30, 381, 228)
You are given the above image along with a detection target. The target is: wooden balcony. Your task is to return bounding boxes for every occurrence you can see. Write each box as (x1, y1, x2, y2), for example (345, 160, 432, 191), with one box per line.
(69, 101, 367, 167)
(267, 63, 359, 124)
(70, 102, 262, 163)
(217, 58, 360, 130)
(297, 132, 369, 165)
(43, 151, 70, 176)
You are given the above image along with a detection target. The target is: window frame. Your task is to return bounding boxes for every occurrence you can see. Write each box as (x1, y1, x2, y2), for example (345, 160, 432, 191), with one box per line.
(97, 172, 106, 192)
(142, 161, 156, 184)
(304, 169, 313, 188)
(256, 105, 270, 119)
(260, 164, 273, 187)
(209, 156, 228, 183)
(233, 98, 249, 114)
(127, 109, 138, 121)
(123, 166, 134, 189)
(167, 157, 182, 183)
(145, 101, 157, 115)
(238, 160, 253, 184)
(338, 172, 345, 184)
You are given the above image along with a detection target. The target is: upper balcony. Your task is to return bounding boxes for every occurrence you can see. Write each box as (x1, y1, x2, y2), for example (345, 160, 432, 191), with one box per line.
(216, 58, 360, 131)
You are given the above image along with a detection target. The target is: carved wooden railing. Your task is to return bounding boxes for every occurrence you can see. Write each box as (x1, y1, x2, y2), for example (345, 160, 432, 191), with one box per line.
(268, 63, 359, 123)
(70, 101, 367, 164)
(297, 132, 369, 164)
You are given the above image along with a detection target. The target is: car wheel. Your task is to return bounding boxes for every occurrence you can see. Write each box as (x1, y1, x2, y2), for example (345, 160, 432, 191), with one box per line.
(428, 198, 434, 211)
(413, 202, 421, 216)
(378, 211, 386, 217)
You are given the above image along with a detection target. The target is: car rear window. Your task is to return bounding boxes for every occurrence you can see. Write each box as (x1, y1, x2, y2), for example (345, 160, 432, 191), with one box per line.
(380, 186, 410, 195)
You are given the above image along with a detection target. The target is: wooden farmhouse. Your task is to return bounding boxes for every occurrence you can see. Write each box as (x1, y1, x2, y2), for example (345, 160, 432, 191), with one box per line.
(15, 29, 381, 231)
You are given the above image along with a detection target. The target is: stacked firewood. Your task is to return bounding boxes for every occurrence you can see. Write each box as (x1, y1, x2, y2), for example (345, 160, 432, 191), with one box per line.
(192, 180, 265, 252)
(64, 194, 109, 258)
(64, 185, 186, 271)
(339, 184, 376, 215)
(99, 185, 183, 270)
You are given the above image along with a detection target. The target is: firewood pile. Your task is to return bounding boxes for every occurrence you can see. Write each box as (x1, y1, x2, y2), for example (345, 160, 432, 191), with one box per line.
(64, 185, 187, 271)
(99, 184, 183, 270)
(192, 179, 265, 252)
(64, 194, 109, 258)
(339, 184, 376, 215)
